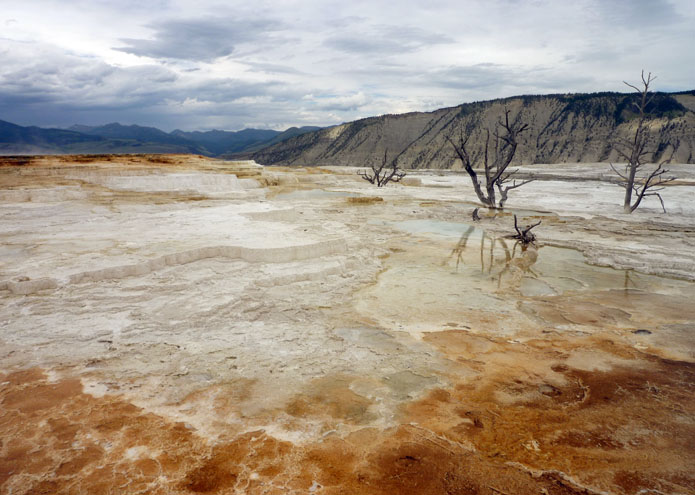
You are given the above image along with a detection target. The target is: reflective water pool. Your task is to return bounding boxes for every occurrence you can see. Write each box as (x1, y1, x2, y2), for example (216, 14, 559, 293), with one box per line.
(355, 218, 695, 340)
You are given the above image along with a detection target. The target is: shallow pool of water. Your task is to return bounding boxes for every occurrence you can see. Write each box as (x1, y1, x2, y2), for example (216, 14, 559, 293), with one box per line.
(391, 219, 483, 239)
(387, 218, 693, 298)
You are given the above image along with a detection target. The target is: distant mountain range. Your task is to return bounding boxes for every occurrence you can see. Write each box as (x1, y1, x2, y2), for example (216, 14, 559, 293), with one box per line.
(252, 90, 695, 167)
(0, 120, 321, 156)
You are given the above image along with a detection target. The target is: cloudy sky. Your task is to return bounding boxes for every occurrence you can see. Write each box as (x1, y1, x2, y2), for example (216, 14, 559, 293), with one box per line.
(1, 0, 693, 131)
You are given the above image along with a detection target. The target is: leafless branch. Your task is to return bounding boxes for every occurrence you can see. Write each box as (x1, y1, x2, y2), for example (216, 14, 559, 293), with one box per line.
(360, 149, 406, 187)
(448, 107, 531, 208)
(506, 215, 541, 245)
(609, 162, 629, 181)
(610, 71, 677, 213)
(504, 179, 534, 191)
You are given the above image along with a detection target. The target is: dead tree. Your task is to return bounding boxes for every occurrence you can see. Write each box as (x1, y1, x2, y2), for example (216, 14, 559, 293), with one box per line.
(446, 109, 532, 208)
(507, 214, 540, 245)
(610, 71, 676, 213)
(360, 150, 406, 187)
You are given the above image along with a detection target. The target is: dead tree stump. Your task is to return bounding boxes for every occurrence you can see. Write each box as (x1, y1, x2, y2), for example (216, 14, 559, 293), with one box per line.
(507, 214, 540, 245)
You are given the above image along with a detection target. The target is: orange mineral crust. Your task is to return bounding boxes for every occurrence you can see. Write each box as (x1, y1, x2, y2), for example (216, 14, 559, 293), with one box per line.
(3, 341, 694, 495)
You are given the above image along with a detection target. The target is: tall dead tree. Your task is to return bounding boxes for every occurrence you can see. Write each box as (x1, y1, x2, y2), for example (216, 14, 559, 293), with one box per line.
(360, 149, 406, 187)
(446, 109, 532, 209)
(611, 71, 676, 213)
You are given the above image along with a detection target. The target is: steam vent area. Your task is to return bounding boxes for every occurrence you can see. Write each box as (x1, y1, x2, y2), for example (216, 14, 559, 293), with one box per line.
(2, 153, 695, 495)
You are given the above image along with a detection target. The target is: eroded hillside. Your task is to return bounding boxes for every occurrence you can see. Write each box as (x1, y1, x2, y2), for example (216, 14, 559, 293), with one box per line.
(253, 92, 695, 168)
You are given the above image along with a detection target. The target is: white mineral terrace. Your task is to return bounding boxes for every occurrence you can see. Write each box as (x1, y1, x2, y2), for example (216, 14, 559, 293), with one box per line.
(1, 156, 694, 495)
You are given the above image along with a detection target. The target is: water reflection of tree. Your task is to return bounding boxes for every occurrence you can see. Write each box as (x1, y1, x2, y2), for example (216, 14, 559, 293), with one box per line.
(496, 243, 539, 289)
(450, 230, 642, 294)
(448, 228, 539, 289)
(624, 269, 638, 292)
(448, 225, 477, 271)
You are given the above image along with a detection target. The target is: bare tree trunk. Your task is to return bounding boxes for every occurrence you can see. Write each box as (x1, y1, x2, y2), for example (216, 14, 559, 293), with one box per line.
(447, 109, 532, 209)
(611, 71, 676, 214)
(445, 129, 494, 207)
(623, 79, 648, 212)
(624, 165, 637, 213)
(483, 129, 497, 207)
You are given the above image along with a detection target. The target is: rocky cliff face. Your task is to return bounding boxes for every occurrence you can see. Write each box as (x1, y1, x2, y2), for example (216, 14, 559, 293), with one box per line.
(253, 91, 695, 168)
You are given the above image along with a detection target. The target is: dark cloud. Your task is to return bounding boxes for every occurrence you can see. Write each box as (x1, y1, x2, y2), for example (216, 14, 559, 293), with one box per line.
(0, 79, 296, 131)
(116, 17, 281, 62)
(0, 39, 297, 129)
(1, 46, 114, 98)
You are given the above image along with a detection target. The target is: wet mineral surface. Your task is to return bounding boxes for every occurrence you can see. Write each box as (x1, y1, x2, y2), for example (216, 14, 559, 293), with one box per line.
(1, 155, 694, 494)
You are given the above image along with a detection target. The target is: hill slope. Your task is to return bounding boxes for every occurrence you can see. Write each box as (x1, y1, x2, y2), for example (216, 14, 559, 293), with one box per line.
(253, 91, 695, 168)
(171, 128, 280, 155)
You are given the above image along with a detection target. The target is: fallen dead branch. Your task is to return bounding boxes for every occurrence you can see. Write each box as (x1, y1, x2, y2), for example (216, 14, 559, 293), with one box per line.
(506, 214, 541, 245)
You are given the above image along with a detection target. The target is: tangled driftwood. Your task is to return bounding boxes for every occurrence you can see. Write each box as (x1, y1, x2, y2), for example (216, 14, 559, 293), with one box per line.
(507, 214, 540, 245)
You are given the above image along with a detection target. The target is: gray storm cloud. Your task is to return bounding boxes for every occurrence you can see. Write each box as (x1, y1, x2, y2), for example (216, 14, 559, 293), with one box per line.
(116, 17, 282, 62)
(0, 0, 692, 131)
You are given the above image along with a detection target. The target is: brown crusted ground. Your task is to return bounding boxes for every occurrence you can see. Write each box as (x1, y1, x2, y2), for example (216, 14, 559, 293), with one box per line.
(285, 375, 376, 426)
(3, 336, 694, 495)
(0, 154, 263, 204)
(414, 331, 695, 494)
(0, 154, 208, 168)
(346, 196, 384, 205)
(0, 368, 604, 495)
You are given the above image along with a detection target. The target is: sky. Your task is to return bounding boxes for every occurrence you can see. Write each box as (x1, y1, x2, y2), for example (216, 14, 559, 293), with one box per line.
(1, 0, 693, 132)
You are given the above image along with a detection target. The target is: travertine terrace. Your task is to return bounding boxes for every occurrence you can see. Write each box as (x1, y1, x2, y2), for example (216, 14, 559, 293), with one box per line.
(1, 154, 694, 495)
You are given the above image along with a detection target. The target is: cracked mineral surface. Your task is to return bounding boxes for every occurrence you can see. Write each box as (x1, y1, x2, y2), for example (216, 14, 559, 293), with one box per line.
(1, 155, 694, 494)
